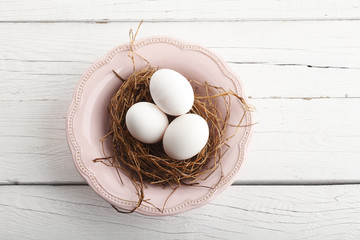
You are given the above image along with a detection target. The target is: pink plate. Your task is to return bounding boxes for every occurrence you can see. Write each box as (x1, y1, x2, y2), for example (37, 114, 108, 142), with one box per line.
(66, 36, 252, 216)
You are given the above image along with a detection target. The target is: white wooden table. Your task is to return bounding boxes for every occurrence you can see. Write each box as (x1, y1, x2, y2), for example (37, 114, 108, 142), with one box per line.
(1, 1, 360, 239)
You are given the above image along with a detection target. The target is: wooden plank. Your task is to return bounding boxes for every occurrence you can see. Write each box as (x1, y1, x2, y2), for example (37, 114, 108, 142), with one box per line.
(2, 61, 360, 101)
(2, 185, 360, 239)
(1, 99, 360, 184)
(1, 21, 360, 101)
(1, 21, 360, 69)
(1, 0, 360, 21)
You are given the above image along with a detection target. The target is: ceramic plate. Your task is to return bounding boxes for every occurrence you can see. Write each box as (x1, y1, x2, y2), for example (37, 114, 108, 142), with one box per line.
(66, 36, 252, 216)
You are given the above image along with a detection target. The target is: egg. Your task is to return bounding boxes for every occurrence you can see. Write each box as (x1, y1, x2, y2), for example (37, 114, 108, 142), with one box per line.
(150, 69, 194, 116)
(125, 102, 169, 144)
(163, 114, 209, 160)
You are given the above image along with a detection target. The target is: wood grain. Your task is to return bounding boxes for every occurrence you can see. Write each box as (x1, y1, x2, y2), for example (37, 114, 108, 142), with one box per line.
(1, 20, 360, 184)
(1, 21, 359, 69)
(2, 0, 360, 238)
(1, 21, 360, 101)
(1, 0, 360, 22)
(2, 61, 360, 101)
(1, 185, 360, 239)
(1, 99, 360, 184)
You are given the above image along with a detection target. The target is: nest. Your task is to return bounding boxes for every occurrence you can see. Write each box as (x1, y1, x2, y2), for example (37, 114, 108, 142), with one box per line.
(94, 66, 249, 213)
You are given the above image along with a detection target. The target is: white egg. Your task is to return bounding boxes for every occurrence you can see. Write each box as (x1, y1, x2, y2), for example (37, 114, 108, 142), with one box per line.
(163, 114, 209, 160)
(125, 102, 169, 144)
(150, 69, 194, 116)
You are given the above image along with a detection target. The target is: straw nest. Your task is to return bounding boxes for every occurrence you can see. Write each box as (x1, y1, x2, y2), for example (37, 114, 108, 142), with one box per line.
(94, 66, 249, 212)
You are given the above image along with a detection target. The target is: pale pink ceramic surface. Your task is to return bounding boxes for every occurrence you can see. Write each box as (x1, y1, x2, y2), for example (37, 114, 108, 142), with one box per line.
(66, 36, 252, 216)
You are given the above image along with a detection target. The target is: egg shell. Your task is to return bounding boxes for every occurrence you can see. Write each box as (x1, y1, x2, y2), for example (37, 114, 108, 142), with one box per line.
(125, 102, 169, 144)
(150, 69, 194, 116)
(163, 114, 209, 160)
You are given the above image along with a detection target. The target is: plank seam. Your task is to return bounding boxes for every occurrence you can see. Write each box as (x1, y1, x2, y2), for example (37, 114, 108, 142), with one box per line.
(1, 19, 360, 23)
